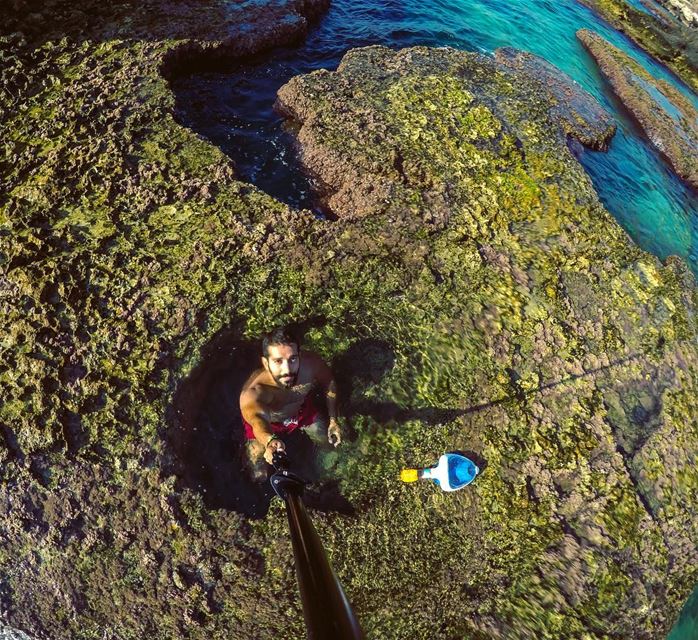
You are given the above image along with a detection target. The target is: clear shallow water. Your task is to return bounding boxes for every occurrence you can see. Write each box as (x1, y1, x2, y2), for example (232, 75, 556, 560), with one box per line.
(669, 585, 698, 640)
(168, 0, 698, 631)
(622, 0, 655, 16)
(172, 0, 698, 277)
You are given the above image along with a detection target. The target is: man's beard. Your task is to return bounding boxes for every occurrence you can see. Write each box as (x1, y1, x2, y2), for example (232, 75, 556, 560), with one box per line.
(276, 373, 297, 388)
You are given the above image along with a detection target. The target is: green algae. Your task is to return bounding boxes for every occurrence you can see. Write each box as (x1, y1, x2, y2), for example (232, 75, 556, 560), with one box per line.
(577, 0, 698, 91)
(272, 45, 698, 638)
(0, 13, 697, 640)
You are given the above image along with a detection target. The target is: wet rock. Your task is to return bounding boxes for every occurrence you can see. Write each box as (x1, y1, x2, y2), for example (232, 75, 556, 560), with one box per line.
(1, 6, 697, 640)
(494, 47, 617, 150)
(576, 0, 698, 92)
(578, 28, 698, 190)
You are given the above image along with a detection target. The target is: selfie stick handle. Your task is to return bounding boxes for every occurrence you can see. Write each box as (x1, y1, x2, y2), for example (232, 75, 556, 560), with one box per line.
(271, 458, 364, 640)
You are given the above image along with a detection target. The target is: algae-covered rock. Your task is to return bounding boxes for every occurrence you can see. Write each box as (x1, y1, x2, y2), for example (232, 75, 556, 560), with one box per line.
(1, 3, 697, 640)
(276, 45, 698, 638)
(494, 47, 617, 151)
(578, 28, 698, 190)
(575, 0, 698, 92)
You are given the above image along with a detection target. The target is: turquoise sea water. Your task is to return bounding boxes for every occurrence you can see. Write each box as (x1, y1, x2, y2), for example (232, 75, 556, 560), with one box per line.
(171, 0, 698, 634)
(670, 585, 698, 640)
(623, 0, 655, 16)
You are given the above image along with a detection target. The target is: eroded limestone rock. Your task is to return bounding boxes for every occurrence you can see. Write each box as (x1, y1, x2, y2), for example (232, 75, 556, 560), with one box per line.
(0, 6, 697, 640)
(578, 28, 698, 190)
(276, 45, 698, 638)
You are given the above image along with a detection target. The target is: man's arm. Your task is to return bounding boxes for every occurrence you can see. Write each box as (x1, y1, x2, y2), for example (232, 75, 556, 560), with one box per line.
(310, 353, 342, 447)
(239, 387, 285, 462)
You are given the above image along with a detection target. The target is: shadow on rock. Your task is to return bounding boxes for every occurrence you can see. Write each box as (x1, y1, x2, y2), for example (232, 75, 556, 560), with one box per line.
(166, 332, 268, 517)
(165, 326, 355, 519)
(167, 331, 640, 519)
(163, 44, 334, 215)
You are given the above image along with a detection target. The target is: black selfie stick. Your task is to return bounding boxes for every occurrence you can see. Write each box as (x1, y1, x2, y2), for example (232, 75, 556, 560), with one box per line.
(270, 451, 364, 640)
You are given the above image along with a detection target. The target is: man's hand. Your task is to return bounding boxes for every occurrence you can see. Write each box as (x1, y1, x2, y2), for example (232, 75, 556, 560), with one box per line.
(264, 437, 286, 464)
(327, 418, 341, 448)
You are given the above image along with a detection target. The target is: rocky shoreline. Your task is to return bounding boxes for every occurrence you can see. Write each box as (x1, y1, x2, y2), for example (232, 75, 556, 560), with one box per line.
(1, 0, 697, 638)
(575, 0, 698, 92)
(578, 28, 698, 190)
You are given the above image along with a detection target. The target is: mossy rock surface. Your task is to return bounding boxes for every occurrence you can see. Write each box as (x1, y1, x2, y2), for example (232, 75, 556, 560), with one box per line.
(1, 2, 697, 639)
(575, 0, 698, 91)
(578, 28, 698, 189)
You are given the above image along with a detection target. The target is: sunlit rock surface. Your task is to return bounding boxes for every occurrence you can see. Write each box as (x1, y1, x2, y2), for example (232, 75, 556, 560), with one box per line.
(0, 626, 33, 640)
(578, 28, 698, 190)
(494, 47, 617, 151)
(0, 2, 697, 639)
(656, 0, 698, 27)
(576, 0, 698, 91)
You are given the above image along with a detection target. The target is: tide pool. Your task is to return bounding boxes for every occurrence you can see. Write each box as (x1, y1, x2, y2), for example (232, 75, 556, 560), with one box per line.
(171, 4, 698, 630)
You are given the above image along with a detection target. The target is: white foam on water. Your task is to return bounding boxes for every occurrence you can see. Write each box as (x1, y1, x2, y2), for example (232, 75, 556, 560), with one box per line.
(0, 625, 35, 640)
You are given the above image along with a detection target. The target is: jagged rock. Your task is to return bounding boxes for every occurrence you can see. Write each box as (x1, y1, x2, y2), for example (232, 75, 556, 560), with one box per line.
(578, 28, 698, 190)
(0, 4, 697, 640)
(657, 0, 698, 26)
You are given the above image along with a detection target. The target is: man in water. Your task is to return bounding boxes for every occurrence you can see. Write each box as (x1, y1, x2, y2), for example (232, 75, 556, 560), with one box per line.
(239, 326, 342, 481)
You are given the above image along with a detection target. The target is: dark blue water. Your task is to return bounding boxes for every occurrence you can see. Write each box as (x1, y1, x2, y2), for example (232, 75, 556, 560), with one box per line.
(170, 4, 697, 631)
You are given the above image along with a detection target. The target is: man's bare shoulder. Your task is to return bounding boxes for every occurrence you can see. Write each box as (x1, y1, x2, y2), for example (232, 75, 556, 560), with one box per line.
(301, 349, 332, 379)
(301, 349, 329, 369)
(239, 378, 271, 420)
(240, 369, 268, 400)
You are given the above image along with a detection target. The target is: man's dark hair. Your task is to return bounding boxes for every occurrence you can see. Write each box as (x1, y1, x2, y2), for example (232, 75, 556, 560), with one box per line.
(262, 326, 301, 358)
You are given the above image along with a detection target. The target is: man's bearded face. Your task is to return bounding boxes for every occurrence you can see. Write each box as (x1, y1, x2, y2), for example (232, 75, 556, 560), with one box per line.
(264, 343, 300, 388)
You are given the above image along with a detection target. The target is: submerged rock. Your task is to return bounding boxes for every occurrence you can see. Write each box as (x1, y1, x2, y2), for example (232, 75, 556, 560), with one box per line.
(578, 28, 698, 190)
(575, 0, 698, 92)
(0, 5, 697, 640)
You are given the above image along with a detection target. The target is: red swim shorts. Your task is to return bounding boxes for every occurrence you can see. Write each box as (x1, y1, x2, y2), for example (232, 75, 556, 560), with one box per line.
(242, 395, 318, 441)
